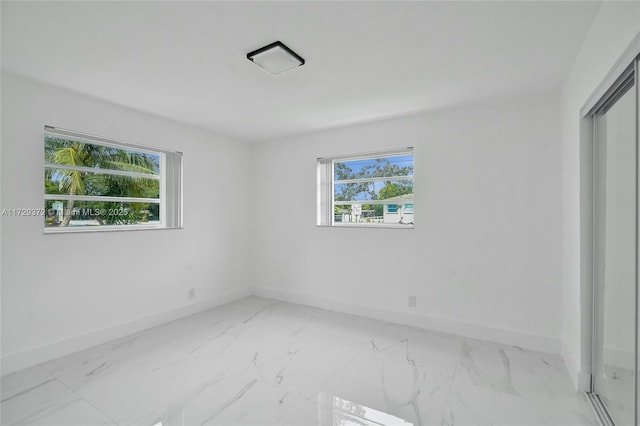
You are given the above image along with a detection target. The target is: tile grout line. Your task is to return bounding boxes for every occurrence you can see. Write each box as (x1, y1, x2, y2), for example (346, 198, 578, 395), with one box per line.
(39, 362, 123, 425)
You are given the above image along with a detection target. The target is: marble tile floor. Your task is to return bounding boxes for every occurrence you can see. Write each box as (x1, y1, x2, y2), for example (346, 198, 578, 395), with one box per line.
(1, 296, 597, 426)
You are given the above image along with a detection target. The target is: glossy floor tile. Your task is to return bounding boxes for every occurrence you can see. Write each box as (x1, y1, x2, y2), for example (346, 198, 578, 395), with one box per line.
(1, 296, 596, 425)
(454, 338, 592, 416)
(0, 366, 115, 426)
(128, 372, 319, 426)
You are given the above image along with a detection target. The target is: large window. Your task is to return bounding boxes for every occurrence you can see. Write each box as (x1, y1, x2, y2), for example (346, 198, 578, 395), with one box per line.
(317, 148, 414, 227)
(44, 126, 182, 232)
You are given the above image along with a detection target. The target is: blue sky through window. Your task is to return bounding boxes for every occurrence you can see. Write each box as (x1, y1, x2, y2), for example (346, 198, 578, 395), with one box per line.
(333, 153, 413, 202)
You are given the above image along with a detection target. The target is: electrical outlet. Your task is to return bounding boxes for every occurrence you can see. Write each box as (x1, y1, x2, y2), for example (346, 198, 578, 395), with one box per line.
(408, 295, 416, 308)
(189, 288, 196, 299)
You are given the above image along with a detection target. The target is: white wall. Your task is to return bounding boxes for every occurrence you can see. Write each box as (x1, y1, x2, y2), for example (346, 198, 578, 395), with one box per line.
(251, 93, 564, 353)
(560, 1, 640, 391)
(0, 73, 253, 374)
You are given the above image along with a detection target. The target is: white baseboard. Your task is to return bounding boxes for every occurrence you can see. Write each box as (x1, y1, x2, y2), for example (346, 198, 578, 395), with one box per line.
(1, 286, 567, 378)
(253, 286, 562, 355)
(562, 341, 591, 392)
(1, 287, 251, 376)
(558, 343, 631, 393)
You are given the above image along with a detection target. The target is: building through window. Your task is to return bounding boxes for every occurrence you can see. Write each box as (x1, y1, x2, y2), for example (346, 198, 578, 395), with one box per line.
(317, 148, 414, 227)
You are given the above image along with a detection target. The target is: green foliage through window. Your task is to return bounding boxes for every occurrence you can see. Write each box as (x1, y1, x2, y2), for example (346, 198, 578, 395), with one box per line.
(44, 134, 162, 228)
(328, 151, 414, 226)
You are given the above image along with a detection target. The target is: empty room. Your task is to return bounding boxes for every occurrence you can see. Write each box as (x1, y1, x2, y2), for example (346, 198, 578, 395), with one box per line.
(1, 1, 640, 425)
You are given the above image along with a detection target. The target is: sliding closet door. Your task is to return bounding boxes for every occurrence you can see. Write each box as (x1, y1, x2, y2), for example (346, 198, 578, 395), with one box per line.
(593, 65, 637, 425)
(637, 65, 640, 426)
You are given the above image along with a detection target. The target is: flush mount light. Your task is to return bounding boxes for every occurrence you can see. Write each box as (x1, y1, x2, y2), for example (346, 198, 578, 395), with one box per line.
(246, 41, 305, 75)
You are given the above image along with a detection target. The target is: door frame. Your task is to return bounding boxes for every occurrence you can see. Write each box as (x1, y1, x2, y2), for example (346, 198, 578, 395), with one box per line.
(581, 46, 640, 424)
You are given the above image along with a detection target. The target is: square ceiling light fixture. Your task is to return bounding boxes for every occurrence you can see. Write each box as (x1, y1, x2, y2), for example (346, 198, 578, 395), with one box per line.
(247, 41, 305, 75)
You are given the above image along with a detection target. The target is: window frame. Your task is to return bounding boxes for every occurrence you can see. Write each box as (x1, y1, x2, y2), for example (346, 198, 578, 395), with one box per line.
(317, 147, 414, 229)
(44, 126, 182, 234)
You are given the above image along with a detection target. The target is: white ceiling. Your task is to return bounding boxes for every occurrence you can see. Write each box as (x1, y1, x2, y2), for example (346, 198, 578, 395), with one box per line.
(2, 1, 601, 143)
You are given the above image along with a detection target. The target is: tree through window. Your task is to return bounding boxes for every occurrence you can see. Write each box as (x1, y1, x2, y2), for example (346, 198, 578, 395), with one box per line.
(317, 148, 414, 227)
(44, 126, 182, 232)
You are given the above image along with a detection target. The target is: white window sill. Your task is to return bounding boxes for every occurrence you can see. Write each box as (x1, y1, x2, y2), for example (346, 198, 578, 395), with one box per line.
(319, 223, 414, 229)
(44, 225, 182, 234)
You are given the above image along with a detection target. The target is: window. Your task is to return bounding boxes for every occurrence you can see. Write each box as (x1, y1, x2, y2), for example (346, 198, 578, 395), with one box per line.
(317, 147, 414, 227)
(44, 126, 182, 232)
